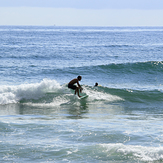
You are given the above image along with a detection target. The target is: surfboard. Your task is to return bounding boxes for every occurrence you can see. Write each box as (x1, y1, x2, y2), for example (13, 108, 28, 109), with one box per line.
(80, 95, 88, 99)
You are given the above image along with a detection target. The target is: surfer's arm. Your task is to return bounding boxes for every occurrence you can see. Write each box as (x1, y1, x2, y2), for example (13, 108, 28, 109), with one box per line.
(77, 81, 82, 89)
(77, 81, 83, 93)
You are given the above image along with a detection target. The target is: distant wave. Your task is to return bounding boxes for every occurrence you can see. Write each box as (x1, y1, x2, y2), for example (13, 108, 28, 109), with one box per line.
(85, 61, 163, 74)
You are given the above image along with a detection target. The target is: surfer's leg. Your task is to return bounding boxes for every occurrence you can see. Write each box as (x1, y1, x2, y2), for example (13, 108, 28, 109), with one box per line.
(80, 88, 83, 93)
(76, 87, 81, 97)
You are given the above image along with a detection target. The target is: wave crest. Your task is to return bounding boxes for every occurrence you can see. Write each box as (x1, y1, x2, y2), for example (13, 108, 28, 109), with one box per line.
(0, 79, 61, 105)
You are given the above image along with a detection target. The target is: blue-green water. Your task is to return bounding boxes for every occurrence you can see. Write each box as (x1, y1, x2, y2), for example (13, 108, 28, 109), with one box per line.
(0, 26, 163, 162)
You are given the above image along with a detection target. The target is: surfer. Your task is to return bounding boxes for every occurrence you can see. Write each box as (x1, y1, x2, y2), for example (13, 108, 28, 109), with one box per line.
(68, 76, 83, 97)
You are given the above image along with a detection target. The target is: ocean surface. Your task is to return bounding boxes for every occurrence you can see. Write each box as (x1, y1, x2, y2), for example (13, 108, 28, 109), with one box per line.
(0, 26, 163, 162)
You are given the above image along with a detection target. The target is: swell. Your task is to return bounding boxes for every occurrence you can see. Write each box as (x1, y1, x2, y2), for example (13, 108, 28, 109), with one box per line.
(63, 61, 163, 78)
(92, 61, 163, 74)
(106, 87, 163, 103)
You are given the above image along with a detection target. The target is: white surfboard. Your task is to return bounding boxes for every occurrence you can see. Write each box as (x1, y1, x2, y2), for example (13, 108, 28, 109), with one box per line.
(80, 95, 88, 99)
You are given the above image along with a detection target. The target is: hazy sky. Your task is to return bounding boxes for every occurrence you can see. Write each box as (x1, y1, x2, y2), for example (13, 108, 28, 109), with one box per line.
(0, 0, 163, 26)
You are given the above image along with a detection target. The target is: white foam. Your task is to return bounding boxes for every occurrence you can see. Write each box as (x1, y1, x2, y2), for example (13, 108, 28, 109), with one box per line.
(100, 143, 163, 162)
(82, 86, 123, 102)
(0, 81, 123, 105)
(0, 79, 61, 105)
(26, 95, 70, 108)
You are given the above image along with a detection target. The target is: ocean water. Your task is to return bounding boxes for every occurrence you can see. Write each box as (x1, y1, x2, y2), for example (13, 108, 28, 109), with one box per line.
(0, 26, 163, 162)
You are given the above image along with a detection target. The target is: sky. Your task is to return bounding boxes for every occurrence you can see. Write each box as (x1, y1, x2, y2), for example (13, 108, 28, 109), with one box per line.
(0, 0, 163, 26)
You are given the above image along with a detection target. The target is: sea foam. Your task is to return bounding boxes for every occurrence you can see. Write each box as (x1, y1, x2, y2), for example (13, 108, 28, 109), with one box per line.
(100, 143, 163, 162)
(0, 79, 61, 105)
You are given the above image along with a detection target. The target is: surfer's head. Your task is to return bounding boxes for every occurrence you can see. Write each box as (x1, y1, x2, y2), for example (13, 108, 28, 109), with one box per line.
(95, 82, 98, 86)
(77, 76, 82, 81)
